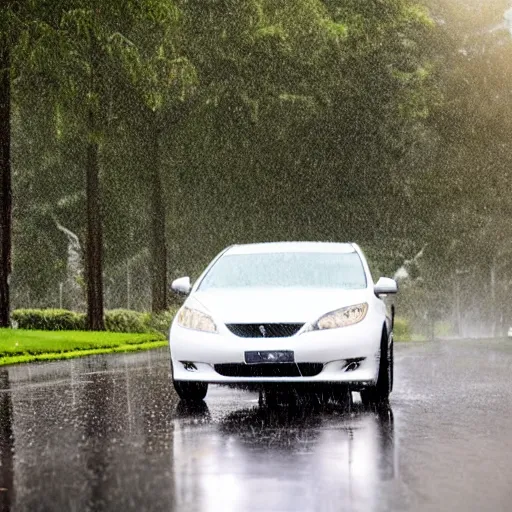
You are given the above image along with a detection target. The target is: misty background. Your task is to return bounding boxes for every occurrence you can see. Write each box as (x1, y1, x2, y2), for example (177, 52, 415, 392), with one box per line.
(2, 0, 512, 337)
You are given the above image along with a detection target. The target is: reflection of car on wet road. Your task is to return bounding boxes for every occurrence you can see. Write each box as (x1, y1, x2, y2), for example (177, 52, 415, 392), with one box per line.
(169, 242, 398, 405)
(172, 397, 396, 512)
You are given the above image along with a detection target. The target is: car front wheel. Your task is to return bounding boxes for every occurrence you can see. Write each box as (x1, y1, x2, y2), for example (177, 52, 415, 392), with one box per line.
(360, 329, 393, 407)
(173, 380, 208, 402)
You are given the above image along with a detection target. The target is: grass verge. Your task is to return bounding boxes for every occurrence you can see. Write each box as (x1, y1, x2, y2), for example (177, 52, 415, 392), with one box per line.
(0, 328, 167, 366)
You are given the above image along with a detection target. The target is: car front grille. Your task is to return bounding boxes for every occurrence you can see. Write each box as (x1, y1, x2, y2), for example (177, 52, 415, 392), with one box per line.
(214, 363, 323, 378)
(225, 323, 304, 338)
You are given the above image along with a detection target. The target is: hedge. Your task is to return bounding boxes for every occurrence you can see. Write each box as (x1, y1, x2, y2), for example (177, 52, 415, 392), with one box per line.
(11, 309, 86, 331)
(104, 309, 148, 333)
(141, 311, 175, 336)
(10, 308, 177, 335)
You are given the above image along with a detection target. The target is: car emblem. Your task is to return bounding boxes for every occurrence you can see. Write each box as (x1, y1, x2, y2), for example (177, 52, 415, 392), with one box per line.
(259, 325, 267, 337)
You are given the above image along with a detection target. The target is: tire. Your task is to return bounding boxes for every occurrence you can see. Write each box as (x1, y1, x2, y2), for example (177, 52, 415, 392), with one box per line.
(361, 328, 393, 407)
(173, 380, 208, 402)
(389, 341, 394, 393)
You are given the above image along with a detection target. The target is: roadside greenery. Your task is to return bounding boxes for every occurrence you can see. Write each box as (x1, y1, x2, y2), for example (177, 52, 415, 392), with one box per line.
(0, 329, 167, 366)
(11, 308, 177, 335)
(11, 309, 86, 331)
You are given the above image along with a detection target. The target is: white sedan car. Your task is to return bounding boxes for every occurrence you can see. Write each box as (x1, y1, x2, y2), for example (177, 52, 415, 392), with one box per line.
(169, 242, 397, 405)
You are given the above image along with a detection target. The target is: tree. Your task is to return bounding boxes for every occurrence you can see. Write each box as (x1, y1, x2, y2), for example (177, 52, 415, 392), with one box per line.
(0, 3, 13, 327)
(16, 0, 190, 326)
(0, 0, 109, 328)
(409, 0, 512, 335)
(165, 0, 437, 273)
(113, 1, 194, 312)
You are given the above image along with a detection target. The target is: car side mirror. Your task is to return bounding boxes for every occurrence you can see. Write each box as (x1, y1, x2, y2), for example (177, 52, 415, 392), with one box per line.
(171, 276, 191, 295)
(374, 277, 398, 296)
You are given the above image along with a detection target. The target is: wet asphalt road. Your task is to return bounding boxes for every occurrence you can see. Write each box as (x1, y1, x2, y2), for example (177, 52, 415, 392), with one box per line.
(1, 339, 512, 512)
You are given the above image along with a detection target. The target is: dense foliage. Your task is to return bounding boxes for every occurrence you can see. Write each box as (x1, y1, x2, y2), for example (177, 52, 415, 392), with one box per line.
(1, 0, 511, 336)
(11, 308, 176, 334)
(11, 309, 86, 331)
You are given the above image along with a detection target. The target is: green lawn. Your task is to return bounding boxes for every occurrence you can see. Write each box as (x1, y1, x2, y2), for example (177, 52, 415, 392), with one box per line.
(0, 329, 167, 366)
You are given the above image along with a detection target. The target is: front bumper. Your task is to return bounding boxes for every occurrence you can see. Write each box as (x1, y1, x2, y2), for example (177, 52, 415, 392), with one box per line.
(169, 317, 383, 385)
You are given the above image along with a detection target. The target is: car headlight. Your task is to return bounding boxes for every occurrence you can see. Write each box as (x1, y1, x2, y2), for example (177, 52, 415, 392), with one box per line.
(177, 307, 217, 333)
(311, 303, 368, 330)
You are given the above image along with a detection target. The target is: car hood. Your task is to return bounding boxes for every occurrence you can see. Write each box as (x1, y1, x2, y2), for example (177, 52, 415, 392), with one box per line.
(187, 288, 371, 324)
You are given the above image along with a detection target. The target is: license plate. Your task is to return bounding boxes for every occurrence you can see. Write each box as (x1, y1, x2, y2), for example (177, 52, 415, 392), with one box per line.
(245, 351, 294, 364)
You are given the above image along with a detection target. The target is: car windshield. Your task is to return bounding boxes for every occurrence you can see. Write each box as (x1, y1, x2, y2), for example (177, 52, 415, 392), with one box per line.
(198, 251, 367, 290)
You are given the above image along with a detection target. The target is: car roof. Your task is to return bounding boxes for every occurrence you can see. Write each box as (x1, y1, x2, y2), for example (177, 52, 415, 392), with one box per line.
(224, 242, 356, 255)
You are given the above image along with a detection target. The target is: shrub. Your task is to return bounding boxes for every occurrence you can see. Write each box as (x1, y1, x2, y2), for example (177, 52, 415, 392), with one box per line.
(104, 308, 179, 334)
(393, 317, 411, 341)
(11, 309, 86, 331)
(142, 308, 178, 336)
(104, 309, 148, 333)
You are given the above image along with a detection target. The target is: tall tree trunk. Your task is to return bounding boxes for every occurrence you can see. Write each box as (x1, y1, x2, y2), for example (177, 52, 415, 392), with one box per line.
(85, 30, 104, 330)
(0, 38, 11, 328)
(149, 124, 168, 313)
(85, 110, 105, 330)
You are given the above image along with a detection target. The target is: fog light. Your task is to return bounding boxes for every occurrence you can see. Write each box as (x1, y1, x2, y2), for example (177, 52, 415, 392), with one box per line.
(182, 361, 197, 372)
(343, 358, 365, 372)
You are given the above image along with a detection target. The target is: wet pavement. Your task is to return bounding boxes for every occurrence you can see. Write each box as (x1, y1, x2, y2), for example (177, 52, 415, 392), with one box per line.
(1, 339, 512, 511)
